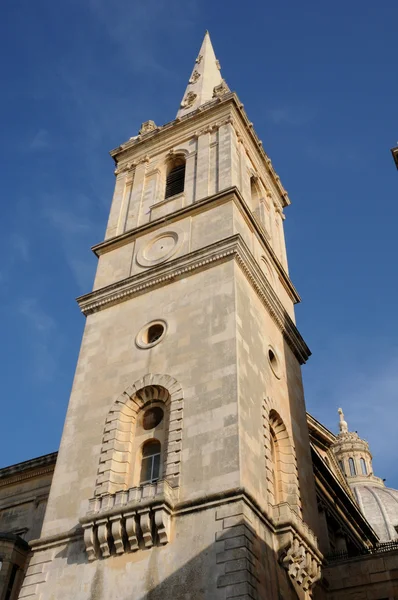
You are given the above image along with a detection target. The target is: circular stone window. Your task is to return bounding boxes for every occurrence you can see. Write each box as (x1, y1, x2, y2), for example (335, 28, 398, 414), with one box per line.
(143, 407, 164, 430)
(268, 346, 281, 379)
(136, 320, 167, 349)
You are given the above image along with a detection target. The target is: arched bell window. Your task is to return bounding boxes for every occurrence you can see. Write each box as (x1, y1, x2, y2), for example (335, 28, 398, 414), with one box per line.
(360, 457, 368, 475)
(140, 440, 161, 484)
(165, 158, 185, 199)
(348, 457, 356, 476)
(338, 460, 346, 475)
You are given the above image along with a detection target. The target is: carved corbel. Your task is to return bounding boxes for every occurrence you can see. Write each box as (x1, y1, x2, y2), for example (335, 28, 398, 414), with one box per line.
(154, 507, 172, 545)
(139, 509, 153, 548)
(97, 518, 111, 558)
(110, 515, 125, 555)
(125, 511, 139, 551)
(280, 535, 321, 593)
(83, 522, 99, 562)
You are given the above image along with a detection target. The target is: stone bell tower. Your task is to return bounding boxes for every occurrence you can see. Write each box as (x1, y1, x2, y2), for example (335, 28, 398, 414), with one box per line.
(21, 33, 323, 600)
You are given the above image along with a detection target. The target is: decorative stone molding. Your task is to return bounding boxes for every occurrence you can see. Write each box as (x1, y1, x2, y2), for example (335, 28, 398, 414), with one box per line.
(263, 399, 302, 514)
(180, 91, 197, 109)
(94, 374, 183, 497)
(213, 80, 230, 99)
(81, 501, 172, 561)
(78, 234, 310, 364)
(139, 120, 157, 135)
(114, 161, 136, 176)
(189, 70, 201, 84)
(195, 54, 203, 64)
(136, 228, 185, 267)
(273, 503, 322, 595)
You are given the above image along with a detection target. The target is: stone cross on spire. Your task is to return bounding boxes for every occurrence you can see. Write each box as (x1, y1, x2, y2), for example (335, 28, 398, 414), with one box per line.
(338, 408, 349, 434)
(176, 31, 229, 119)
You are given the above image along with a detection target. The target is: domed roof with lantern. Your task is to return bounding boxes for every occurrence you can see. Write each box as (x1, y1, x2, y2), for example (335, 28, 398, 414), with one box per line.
(331, 408, 398, 541)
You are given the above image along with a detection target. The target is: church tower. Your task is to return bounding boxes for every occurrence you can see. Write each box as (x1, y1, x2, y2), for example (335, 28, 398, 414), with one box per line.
(21, 33, 323, 600)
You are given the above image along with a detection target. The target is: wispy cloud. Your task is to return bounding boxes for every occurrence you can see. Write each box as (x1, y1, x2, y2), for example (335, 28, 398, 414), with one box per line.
(18, 298, 56, 333)
(266, 106, 316, 126)
(305, 334, 398, 487)
(9, 233, 30, 262)
(42, 193, 99, 292)
(44, 206, 90, 235)
(17, 297, 58, 382)
(29, 128, 51, 151)
(88, 0, 197, 78)
(0, 233, 30, 287)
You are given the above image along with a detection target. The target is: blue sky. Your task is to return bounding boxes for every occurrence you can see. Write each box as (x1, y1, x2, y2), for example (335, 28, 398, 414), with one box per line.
(1, 1, 397, 487)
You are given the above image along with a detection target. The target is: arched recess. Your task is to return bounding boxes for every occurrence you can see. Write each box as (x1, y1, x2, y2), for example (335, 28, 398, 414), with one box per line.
(263, 398, 301, 515)
(95, 374, 183, 497)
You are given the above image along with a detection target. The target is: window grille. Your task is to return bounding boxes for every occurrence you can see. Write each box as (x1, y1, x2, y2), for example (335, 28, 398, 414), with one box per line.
(165, 163, 185, 199)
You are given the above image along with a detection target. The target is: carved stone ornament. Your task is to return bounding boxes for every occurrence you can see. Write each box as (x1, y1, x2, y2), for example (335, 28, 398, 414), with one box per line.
(215, 59, 221, 70)
(213, 80, 230, 99)
(195, 54, 203, 64)
(139, 120, 157, 135)
(189, 70, 201, 84)
(280, 535, 321, 593)
(180, 91, 197, 109)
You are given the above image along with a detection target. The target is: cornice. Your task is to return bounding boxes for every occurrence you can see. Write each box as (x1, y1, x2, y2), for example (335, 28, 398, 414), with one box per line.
(92, 187, 300, 305)
(307, 413, 337, 449)
(311, 446, 377, 546)
(78, 234, 310, 364)
(0, 452, 57, 486)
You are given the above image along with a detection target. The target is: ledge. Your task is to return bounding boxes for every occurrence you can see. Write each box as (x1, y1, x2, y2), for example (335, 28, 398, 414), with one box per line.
(91, 187, 298, 304)
(78, 234, 310, 363)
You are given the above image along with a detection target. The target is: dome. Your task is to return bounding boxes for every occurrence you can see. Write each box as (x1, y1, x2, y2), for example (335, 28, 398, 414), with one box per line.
(352, 483, 398, 541)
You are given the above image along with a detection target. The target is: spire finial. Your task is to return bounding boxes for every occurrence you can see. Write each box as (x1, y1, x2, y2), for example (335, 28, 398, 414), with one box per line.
(176, 32, 228, 119)
(338, 408, 348, 433)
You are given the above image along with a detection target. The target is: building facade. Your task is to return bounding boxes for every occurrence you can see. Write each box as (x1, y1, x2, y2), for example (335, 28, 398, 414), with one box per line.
(1, 32, 398, 600)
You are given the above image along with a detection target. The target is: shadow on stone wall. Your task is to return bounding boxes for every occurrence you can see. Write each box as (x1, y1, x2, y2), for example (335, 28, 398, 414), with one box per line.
(50, 512, 305, 600)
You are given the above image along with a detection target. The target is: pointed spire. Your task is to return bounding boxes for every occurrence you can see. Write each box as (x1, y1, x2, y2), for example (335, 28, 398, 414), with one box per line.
(338, 408, 349, 434)
(176, 31, 229, 119)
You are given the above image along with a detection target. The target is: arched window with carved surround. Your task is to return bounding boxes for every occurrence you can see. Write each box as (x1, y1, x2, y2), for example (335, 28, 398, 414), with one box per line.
(94, 375, 184, 498)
